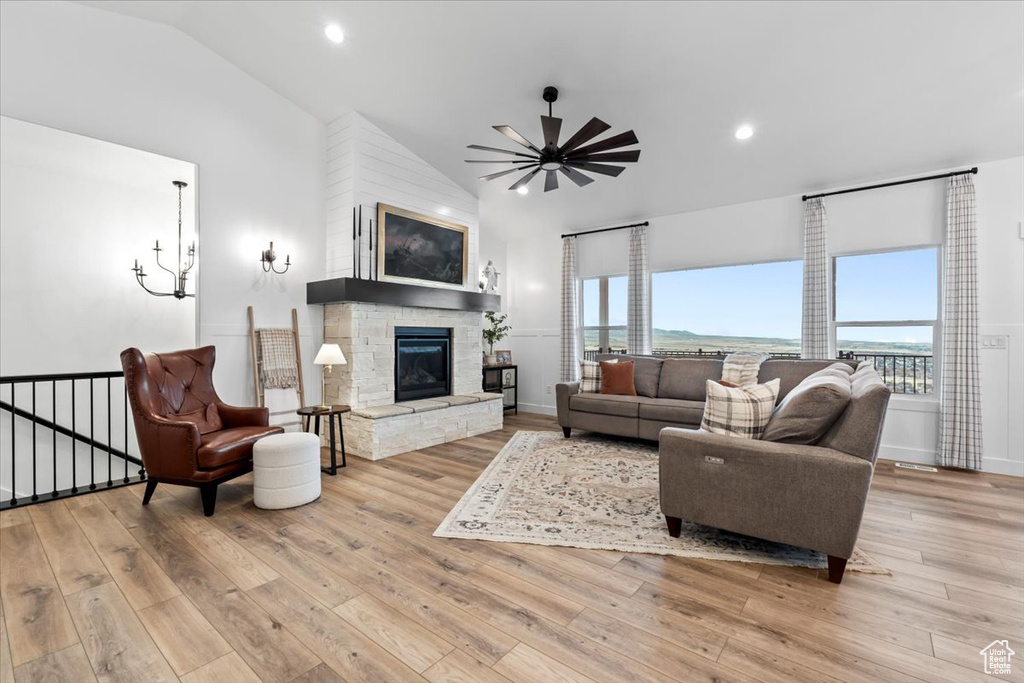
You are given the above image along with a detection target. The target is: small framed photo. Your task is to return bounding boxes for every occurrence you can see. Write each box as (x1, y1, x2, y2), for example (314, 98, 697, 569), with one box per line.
(494, 349, 512, 366)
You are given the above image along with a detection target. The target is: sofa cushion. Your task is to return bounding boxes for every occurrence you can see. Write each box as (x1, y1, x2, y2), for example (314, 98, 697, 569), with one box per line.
(617, 356, 664, 397)
(198, 425, 281, 469)
(601, 361, 637, 396)
(658, 359, 724, 401)
(638, 398, 705, 425)
(700, 378, 780, 439)
(817, 362, 892, 460)
(761, 365, 852, 444)
(569, 393, 643, 418)
(758, 359, 856, 400)
(579, 359, 604, 393)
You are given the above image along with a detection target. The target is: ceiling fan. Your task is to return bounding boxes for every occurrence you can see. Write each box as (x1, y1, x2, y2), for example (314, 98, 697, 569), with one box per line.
(466, 86, 641, 193)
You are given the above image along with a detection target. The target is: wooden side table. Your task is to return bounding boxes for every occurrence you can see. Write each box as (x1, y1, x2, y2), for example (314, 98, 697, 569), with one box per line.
(296, 405, 350, 475)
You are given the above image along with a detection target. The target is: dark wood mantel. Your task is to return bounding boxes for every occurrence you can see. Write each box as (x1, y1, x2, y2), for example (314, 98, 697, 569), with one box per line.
(307, 277, 501, 312)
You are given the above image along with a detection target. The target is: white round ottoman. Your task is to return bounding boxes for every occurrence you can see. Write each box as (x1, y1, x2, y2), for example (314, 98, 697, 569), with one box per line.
(252, 432, 321, 510)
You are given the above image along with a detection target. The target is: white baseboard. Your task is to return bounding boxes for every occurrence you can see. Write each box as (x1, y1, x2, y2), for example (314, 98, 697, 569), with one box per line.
(878, 444, 1023, 477)
(518, 402, 557, 417)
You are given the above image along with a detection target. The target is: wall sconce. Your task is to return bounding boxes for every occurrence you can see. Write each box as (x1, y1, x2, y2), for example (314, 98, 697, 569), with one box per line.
(260, 241, 292, 274)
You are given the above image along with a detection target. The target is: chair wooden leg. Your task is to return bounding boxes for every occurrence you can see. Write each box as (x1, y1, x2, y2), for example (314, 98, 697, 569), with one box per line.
(827, 555, 848, 584)
(665, 515, 682, 538)
(141, 480, 158, 505)
(200, 484, 218, 517)
(562, 427, 571, 438)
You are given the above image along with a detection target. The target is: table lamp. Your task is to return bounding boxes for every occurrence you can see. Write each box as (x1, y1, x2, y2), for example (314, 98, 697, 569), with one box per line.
(313, 343, 346, 410)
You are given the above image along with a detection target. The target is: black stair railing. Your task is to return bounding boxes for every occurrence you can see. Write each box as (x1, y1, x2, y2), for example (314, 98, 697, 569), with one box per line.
(0, 370, 145, 509)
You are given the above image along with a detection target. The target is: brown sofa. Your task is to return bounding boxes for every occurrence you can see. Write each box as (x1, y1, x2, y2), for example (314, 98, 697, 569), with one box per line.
(556, 355, 859, 439)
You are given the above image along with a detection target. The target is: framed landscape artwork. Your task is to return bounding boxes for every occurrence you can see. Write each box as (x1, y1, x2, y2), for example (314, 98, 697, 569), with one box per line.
(377, 203, 468, 288)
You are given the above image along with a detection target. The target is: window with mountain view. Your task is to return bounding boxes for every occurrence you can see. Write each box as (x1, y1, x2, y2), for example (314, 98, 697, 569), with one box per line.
(650, 260, 803, 356)
(833, 247, 939, 394)
(582, 275, 627, 352)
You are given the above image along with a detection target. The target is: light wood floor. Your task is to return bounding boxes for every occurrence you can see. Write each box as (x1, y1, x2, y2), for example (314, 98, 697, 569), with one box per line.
(1, 413, 1022, 683)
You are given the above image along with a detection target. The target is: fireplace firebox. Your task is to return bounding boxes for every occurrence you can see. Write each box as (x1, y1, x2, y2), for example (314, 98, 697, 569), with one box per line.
(394, 327, 451, 401)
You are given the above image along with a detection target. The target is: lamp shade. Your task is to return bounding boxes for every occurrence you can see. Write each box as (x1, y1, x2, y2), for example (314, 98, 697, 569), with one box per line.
(313, 343, 347, 366)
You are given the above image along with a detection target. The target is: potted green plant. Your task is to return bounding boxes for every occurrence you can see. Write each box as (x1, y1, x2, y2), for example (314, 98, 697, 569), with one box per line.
(482, 311, 510, 366)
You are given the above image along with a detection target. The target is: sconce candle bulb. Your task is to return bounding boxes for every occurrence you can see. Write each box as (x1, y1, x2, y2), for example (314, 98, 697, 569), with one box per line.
(261, 241, 292, 274)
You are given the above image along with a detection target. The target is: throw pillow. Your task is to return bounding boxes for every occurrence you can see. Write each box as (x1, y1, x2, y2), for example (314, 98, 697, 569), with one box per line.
(579, 358, 616, 392)
(700, 378, 780, 439)
(166, 403, 222, 435)
(721, 351, 770, 386)
(600, 360, 637, 396)
(629, 356, 664, 397)
(761, 367, 852, 444)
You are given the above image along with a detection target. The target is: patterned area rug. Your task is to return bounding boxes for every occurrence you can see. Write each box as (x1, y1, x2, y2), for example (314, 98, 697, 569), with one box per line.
(435, 431, 887, 574)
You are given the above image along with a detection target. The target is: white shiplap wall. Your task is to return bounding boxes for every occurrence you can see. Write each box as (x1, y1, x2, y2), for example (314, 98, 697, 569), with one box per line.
(325, 111, 479, 288)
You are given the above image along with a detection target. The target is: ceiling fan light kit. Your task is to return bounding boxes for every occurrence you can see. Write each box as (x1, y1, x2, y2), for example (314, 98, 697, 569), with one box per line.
(466, 86, 641, 193)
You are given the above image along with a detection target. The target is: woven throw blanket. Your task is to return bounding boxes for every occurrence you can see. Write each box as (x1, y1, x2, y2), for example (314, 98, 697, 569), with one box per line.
(721, 351, 770, 386)
(258, 328, 299, 389)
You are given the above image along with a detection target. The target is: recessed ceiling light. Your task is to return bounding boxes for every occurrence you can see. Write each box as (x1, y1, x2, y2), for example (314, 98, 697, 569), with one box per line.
(324, 24, 344, 44)
(735, 125, 754, 140)
(516, 186, 529, 195)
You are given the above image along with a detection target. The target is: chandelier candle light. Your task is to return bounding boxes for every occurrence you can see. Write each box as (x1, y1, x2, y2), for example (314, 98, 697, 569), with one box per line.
(131, 180, 195, 299)
(313, 343, 347, 411)
(260, 241, 292, 274)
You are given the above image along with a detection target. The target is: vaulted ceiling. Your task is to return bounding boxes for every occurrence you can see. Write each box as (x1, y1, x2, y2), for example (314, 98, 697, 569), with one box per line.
(77, 1, 1024, 237)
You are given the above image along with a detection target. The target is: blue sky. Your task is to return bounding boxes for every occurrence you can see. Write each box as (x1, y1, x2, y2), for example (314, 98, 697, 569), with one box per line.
(584, 247, 938, 343)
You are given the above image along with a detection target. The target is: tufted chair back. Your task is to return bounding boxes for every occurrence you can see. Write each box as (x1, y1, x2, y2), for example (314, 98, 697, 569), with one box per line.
(135, 346, 220, 418)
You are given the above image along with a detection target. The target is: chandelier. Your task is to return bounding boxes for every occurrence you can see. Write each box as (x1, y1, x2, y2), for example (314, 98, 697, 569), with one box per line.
(131, 181, 195, 299)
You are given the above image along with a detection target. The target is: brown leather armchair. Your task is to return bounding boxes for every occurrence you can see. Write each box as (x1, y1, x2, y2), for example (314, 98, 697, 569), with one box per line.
(121, 345, 283, 516)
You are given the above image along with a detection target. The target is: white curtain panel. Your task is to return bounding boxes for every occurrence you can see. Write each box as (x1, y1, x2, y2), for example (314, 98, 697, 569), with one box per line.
(939, 175, 983, 470)
(801, 197, 831, 359)
(627, 225, 652, 355)
(560, 237, 581, 382)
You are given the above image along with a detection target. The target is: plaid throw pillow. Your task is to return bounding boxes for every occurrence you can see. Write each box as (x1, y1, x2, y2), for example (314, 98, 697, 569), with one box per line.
(700, 378, 781, 439)
(579, 359, 617, 393)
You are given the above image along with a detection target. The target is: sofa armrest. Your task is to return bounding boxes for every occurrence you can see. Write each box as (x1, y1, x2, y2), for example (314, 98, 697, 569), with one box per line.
(217, 403, 270, 429)
(555, 382, 580, 427)
(658, 428, 874, 558)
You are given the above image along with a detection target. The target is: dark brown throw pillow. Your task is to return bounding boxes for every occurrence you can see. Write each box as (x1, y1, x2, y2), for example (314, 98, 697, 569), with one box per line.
(166, 403, 223, 434)
(716, 379, 740, 388)
(600, 360, 637, 396)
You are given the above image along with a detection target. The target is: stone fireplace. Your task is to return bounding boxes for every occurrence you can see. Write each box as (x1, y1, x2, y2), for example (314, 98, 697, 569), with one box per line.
(311, 278, 503, 460)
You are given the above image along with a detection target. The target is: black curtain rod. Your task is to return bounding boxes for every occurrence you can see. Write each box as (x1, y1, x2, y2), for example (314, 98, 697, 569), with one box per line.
(802, 167, 977, 202)
(561, 221, 649, 239)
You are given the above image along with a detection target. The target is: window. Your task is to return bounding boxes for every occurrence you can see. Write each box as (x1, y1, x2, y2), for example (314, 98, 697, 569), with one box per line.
(832, 247, 939, 394)
(650, 260, 803, 356)
(582, 276, 627, 353)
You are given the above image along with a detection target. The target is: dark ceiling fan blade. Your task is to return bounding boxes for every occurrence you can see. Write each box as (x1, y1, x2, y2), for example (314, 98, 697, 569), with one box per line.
(565, 130, 639, 158)
(508, 167, 542, 192)
(566, 150, 641, 164)
(467, 144, 534, 158)
(493, 125, 541, 153)
(564, 161, 626, 177)
(464, 159, 537, 163)
(479, 166, 536, 181)
(540, 115, 562, 149)
(544, 170, 559, 192)
(558, 117, 611, 155)
(558, 166, 595, 187)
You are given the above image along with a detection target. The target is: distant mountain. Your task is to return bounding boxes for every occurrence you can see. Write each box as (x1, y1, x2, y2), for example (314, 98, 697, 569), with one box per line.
(584, 327, 932, 356)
